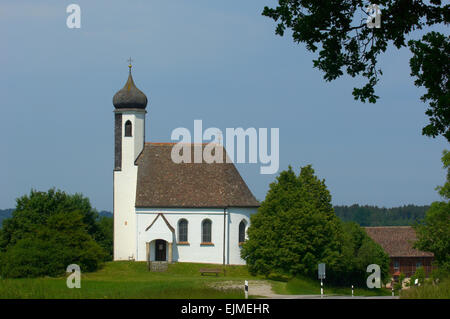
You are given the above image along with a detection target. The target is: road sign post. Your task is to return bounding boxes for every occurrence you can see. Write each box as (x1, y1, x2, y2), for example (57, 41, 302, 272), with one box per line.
(244, 280, 248, 299)
(321, 279, 323, 298)
(318, 263, 325, 298)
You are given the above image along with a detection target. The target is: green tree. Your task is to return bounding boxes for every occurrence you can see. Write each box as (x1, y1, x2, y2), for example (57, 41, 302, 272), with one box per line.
(409, 32, 450, 140)
(262, 1, 449, 141)
(96, 216, 114, 261)
(0, 189, 99, 251)
(413, 201, 450, 271)
(241, 165, 389, 286)
(241, 166, 343, 279)
(0, 189, 107, 278)
(0, 211, 106, 278)
(436, 150, 450, 199)
(339, 221, 390, 285)
(413, 150, 450, 272)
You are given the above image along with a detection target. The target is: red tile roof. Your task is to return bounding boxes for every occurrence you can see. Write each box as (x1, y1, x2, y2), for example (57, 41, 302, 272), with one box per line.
(135, 143, 260, 208)
(364, 226, 434, 257)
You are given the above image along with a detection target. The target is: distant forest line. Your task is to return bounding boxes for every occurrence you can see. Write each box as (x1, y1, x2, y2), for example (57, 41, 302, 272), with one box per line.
(0, 205, 429, 228)
(0, 209, 112, 228)
(333, 204, 428, 226)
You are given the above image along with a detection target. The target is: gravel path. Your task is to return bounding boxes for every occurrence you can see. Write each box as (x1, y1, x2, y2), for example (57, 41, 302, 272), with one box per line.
(209, 280, 400, 299)
(208, 280, 287, 298)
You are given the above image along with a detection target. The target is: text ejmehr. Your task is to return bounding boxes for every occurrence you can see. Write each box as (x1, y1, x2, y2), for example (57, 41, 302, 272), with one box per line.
(181, 303, 270, 316)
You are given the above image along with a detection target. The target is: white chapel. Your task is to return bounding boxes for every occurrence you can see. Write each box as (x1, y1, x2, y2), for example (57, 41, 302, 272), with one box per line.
(112, 64, 260, 265)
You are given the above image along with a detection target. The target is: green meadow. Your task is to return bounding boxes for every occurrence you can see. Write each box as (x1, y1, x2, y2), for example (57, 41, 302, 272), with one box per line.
(0, 262, 253, 299)
(0, 261, 390, 299)
(400, 278, 450, 299)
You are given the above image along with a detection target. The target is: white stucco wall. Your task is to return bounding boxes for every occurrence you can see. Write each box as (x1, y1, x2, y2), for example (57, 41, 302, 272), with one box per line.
(112, 109, 259, 264)
(227, 207, 254, 265)
(113, 110, 145, 261)
(135, 207, 256, 264)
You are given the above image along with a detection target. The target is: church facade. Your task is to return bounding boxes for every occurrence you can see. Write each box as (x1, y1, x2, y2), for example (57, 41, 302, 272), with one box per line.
(112, 65, 260, 265)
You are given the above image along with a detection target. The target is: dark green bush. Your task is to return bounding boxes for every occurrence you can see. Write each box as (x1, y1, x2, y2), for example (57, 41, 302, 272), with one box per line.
(241, 165, 390, 286)
(0, 189, 108, 278)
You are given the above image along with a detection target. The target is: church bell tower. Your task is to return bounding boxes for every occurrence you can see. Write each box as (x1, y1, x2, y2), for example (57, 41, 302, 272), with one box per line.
(112, 61, 148, 260)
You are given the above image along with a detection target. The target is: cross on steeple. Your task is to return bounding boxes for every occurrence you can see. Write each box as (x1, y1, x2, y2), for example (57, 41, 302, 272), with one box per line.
(127, 57, 133, 69)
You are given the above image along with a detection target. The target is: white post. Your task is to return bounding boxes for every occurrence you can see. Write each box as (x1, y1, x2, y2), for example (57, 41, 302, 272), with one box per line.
(392, 285, 394, 296)
(244, 280, 248, 299)
(352, 285, 354, 297)
(320, 279, 323, 298)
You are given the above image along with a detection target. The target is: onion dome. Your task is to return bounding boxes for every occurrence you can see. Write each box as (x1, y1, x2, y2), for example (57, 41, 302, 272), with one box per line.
(113, 63, 148, 109)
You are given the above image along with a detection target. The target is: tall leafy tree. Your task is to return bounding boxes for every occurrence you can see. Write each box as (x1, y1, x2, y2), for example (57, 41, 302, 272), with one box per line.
(0, 189, 107, 278)
(409, 32, 450, 140)
(241, 165, 389, 285)
(339, 221, 390, 285)
(262, 1, 449, 141)
(241, 166, 343, 278)
(0, 188, 99, 251)
(414, 150, 450, 272)
(96, 216, 114, 261)
(436, 149, 450, 199)
(0, 211, 106, 278)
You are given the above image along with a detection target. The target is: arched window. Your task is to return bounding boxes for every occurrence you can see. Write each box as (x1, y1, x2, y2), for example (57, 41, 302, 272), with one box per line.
(202, 219, 212, 243)
(178, 219, 188, 242)
(125, 120, 132, 137)
(239, 220, 246, 243)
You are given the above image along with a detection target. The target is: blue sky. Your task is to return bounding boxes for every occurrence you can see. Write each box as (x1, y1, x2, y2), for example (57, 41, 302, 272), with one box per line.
(1, 0, 448, 211)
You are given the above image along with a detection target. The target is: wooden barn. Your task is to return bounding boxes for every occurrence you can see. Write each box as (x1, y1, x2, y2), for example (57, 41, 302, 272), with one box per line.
(364, 226, 435, 278)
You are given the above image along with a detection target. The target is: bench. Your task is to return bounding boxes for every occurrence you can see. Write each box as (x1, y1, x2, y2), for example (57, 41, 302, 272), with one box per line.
(199, 268, 224, 276)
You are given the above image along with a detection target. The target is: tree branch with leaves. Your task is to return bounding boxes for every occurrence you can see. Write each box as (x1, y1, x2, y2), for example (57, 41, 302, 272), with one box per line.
(262, 0, 449, 140)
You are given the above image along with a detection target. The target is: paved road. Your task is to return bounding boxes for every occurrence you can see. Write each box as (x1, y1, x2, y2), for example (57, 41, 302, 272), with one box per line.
(212, 280, 399, 299)
(267, 294, 399, 299)
(246, 281, 399, 299)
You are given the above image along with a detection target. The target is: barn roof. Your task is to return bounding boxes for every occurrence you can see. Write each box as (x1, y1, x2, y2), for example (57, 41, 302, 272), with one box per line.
(134, 143, 260, 208)
(364, 226, 434, 257)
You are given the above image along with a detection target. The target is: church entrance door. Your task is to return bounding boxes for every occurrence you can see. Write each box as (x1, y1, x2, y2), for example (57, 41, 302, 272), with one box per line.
(155, 240, 166, 261)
